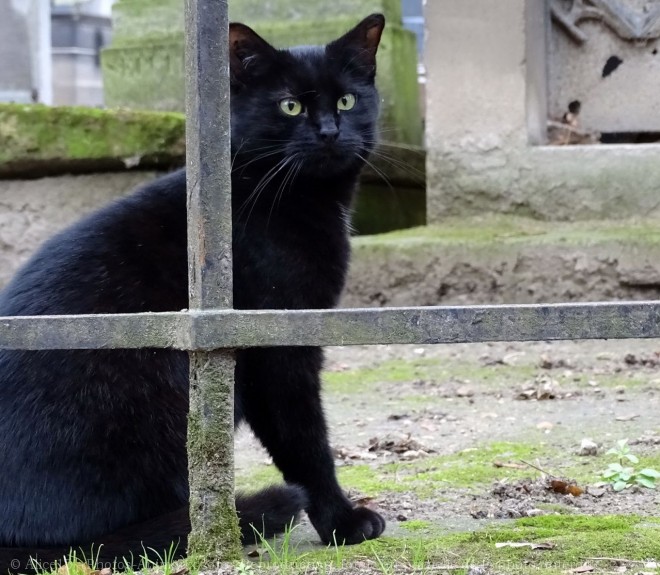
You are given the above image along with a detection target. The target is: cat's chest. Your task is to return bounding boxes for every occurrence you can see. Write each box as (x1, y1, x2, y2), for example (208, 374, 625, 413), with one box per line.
(232, 209, 350, 310)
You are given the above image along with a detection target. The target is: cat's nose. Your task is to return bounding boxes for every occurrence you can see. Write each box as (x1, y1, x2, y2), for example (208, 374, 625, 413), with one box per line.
(319, 126, 340, 143)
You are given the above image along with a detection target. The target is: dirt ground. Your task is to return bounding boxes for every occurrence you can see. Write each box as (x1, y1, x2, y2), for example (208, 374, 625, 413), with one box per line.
(230, 338, 660, 574)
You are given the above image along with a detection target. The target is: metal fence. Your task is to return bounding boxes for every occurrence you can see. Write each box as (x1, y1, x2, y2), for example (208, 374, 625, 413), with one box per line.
(2, 0, 660, 566)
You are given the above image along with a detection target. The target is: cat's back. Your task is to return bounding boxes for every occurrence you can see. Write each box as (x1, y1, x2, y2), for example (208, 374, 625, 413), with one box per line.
(0, 169, 189, 317)
(0, 169, 191, 546)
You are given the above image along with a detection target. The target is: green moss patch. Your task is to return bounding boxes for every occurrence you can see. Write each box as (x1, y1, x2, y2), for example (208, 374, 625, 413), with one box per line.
(399, 519, 433, 532)
(249, 515, 659, 575)
(354, 215, 660, 249)
(333, 442, 549, 498)
(0, 104, 185, 177)
(323, 357, 536, 395)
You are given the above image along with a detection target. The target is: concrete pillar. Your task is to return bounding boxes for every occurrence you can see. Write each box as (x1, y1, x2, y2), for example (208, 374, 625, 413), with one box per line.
(0, 0, 51, 104)
(425, 0, 660, 222)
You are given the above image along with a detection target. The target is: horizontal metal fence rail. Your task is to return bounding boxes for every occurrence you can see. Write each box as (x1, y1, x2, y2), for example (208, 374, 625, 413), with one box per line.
(1, 300, 660, 350)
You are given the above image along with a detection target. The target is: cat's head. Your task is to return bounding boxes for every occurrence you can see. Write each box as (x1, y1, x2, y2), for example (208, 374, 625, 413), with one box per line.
(229, 14, 385, 179)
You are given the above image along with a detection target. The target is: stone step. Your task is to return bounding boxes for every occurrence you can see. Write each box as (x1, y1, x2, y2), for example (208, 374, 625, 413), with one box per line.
(343, 215, 660, 307)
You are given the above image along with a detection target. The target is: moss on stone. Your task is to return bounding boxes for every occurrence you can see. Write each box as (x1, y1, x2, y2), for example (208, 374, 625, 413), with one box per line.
(0, 103, 185, 176)
(103, 6, 422, 144)
(354, 215, 660, 249)
(110, 0, 402, 45)
(187, 352, 242, 564)
(230, 0, 402, 23)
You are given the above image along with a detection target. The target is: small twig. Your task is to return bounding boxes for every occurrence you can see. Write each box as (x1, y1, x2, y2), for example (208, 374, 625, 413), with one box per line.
(547, 120, 594, 138)
(520, 459, 557, 477)
(583, 557, 647, 564)
(410, 567, 471, 573)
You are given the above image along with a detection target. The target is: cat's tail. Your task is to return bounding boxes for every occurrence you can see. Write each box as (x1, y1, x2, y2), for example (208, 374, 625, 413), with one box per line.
(237, 484, 309, 543)
(0, 486, 308, 574)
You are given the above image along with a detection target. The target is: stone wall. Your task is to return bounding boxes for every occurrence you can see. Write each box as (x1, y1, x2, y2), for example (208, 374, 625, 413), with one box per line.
(101, 0, 422, 145)
(0, 103, 423, 289)
(0, 172, 159, 287)
(0, 103, 184, 286)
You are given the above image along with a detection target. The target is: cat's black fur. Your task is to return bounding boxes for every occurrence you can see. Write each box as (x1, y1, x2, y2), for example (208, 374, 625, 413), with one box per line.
(0, 14, 386, 574)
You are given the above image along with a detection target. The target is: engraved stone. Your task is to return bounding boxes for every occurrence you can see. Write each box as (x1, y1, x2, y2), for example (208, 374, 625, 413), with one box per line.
(550, 0, 660, 134)
(101, 0, 421, 144)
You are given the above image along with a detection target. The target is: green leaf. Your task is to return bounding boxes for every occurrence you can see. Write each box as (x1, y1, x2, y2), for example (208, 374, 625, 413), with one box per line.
(612, 480, 629, 491)
(606, 463, 624, 473)
(606, 447, 620, 456)
(618, 468, 634, 481)
(638, 468, 660, 478)
(624, 453, 639, 464)
(634, 476, 656, 489)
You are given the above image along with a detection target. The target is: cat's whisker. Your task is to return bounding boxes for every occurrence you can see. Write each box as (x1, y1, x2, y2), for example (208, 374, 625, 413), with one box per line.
(363, 128, 397, 137)
(267, 155, 301, 230)
(367, 150, 426, 183)
(239, 155, 295, 226)
(236, 159, 283, 219)
(355, 152, 394, 192)
(230, 138, 251, 172)
(233, 148, 286, 172)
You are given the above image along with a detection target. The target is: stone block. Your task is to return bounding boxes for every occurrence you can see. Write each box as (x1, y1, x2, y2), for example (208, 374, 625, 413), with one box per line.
(102, 0, 421, 144)
(0, 103, 185, 176)
(425, 0, 660, 222)
(0, 0, 51, 104)
(343, 215, 660, 307)
(0, 172, 160, 288)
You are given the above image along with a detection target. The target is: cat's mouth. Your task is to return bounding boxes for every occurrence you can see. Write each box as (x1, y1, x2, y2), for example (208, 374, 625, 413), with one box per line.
(303, 148, 358, 176)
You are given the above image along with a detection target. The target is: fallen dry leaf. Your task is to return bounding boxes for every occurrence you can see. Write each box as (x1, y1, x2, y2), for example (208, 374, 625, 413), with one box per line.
(623, 353, 660, 367)
(569, 565, 595, 574)
(615, 414, 640, 422)
(367, 433, 434, 456)
(550, 479, 584, 496)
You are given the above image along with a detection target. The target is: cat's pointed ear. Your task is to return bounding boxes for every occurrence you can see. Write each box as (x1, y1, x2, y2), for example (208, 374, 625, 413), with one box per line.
(229, 23, 277, 86)
(327, 13, 385, 80)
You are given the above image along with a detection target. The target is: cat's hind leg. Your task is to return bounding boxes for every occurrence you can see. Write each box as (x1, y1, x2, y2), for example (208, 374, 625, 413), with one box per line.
(236, 484, 308, 542)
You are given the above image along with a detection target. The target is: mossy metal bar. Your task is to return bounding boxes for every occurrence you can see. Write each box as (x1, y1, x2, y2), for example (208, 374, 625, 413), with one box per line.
(2, 301, 660, 350)
(184, 0, 241, 564)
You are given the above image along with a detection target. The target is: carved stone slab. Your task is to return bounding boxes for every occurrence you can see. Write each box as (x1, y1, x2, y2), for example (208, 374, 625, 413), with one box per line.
(549, 0, 660, 134)
(552, 0, 660, 44)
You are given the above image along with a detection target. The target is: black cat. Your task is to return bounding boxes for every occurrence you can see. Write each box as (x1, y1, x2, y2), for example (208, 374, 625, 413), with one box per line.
(0, 13, 386, 573)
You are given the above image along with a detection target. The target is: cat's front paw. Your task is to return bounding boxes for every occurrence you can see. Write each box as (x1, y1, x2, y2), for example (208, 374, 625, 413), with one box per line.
(322, 506, 386, 545)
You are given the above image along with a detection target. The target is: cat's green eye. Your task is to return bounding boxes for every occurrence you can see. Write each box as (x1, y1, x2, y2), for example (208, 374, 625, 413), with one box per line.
(337, 93, 357, 111)
(279, 98, 303, 116)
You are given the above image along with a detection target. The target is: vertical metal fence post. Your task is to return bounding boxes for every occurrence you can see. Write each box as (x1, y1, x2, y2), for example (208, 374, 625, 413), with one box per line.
(184, 0, 241, 563)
